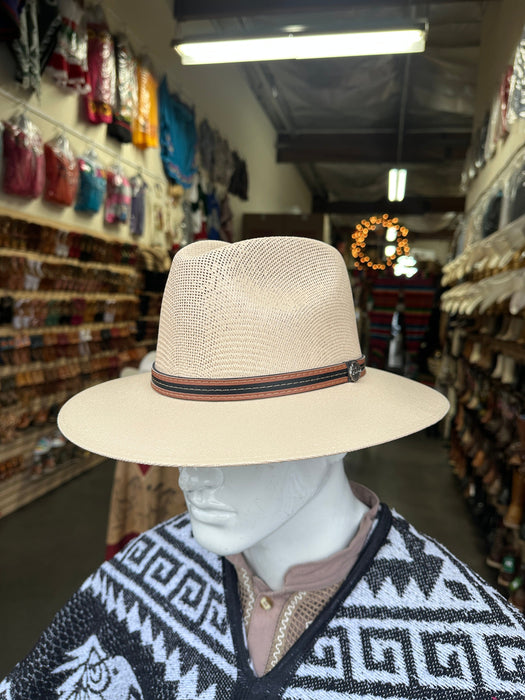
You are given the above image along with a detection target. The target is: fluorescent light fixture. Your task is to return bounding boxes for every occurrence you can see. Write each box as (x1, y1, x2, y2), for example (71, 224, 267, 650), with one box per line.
(385, 227, 397, 242)
(174, 27, 426, 65)
(388, 168, 407, 202)
(385, 245, 396, 257)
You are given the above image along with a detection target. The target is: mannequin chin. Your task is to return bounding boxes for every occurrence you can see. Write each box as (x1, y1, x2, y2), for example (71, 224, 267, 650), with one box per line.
(179, 453, 370, 590)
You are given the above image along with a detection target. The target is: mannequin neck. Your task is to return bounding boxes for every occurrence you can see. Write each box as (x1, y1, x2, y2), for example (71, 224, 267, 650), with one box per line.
(242, 460, 369, 590)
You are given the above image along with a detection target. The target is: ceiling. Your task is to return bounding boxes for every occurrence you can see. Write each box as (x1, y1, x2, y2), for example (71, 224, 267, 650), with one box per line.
(172, 0, 494, 243)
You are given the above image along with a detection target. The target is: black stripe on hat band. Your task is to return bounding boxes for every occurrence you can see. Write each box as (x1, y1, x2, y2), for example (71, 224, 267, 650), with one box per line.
(150, 357, 366, 401)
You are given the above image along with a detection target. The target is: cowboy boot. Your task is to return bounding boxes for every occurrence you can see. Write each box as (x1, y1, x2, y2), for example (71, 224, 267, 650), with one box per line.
(481, 391, 496, 424)
(466, 380, 482, 411)
(503, 467, 525, 529)
(472, 443, 487, 471)
(455, 404, 465, 432)
(491, 353, 505, 380)
(501, 356, 517, 386)
(482, 457, 498, 486)
(469, 342, 482, 365)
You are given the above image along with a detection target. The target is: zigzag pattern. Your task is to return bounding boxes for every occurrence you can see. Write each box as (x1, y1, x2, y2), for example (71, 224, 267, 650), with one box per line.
(0, 679, 12, 700)
(5, 509, 525, 698)
(285, 512, 525, 698)
(71, 514, 235, 699)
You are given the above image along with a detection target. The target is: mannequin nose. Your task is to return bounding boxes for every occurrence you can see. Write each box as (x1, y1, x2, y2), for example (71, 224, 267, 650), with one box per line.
(178, 467, 223, 492)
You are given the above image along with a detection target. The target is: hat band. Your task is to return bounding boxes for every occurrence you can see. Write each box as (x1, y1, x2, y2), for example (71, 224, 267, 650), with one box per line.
(150, 357, 366, 402)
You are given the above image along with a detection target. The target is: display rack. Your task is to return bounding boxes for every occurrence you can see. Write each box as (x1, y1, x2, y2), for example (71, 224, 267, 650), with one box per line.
(440, 210, 525, 601)
(0, 209, 163, 519)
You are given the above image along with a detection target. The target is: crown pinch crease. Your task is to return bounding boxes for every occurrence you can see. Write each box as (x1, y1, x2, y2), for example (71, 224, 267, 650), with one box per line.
(150, 357, 366, 401)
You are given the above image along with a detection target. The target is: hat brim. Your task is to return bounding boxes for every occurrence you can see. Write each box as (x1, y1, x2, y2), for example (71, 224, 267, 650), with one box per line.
(58, 368, 449, 467)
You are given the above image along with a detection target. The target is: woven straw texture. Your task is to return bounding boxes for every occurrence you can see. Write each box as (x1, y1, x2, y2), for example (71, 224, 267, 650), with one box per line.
(156, 238, 360, 378)
(58, 237, 449, 466)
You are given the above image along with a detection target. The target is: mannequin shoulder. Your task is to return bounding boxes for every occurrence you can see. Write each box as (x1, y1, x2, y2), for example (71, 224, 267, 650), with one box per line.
(102, 511, 223, 577)
(342, 508, 525, 631)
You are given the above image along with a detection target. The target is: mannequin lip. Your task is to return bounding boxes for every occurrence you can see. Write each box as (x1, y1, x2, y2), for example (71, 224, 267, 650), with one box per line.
(187, 501, 236, 523)
(185, 493, 236, 520)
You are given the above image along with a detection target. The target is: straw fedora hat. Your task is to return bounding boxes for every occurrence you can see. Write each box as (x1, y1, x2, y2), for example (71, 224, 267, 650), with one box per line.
(58, 237, 448, 467)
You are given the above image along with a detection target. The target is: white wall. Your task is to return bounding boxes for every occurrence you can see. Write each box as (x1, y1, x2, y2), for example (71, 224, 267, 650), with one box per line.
(0, 0, 311, 242)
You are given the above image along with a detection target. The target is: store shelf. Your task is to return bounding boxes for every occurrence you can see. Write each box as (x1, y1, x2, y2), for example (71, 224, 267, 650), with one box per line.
(0, 247, 140, 276)
(0, 320, 137, 338)
(469, 333, 525, 362)
(138, 315, 160, 322)
(0, 453, 105, 519)
(0, 205, 138, 250)
(0, 348, 139, 378)
(0, 211, 159, 517)
(0, 289, 138, 301)
(0, 424, 60, 461)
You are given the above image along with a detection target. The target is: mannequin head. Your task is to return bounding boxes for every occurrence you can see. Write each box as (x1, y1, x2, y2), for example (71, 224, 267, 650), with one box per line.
(178, 454, 347, 556)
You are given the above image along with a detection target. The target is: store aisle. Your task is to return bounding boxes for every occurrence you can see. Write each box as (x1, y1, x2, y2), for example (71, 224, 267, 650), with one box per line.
(0, 432, 493, 677)
(0, 460, 115, 677)
(347, 432, 494, 580)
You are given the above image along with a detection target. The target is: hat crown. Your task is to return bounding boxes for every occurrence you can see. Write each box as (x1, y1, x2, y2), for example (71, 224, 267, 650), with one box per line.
(155, 237, 362, 379)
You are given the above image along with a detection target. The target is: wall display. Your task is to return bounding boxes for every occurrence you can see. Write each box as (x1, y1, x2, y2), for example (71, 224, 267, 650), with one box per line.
(108, 35, 137, 144)
(9, 0, 59, 97)
(43, 133, 78, 206)
(212, 129, 234, 188)
(75, 150, 106, 213)
(362, 270, 439, 373)
(104, 164, 131, 224)
(45, 0, 90, 95)
(2, 113, 44, 198)
(129, 174, 147, 237)
(508, 24, 525, 127)
(219, 193, 234, 243)
(463, 21, 525, 190)
(84, 8, 116, 124)
(228, 150, 248, 200)
(158, 76, 197, 187)
(440, 186, 525, 609)
(0, 212, 161, 518)
(132, 59, 159, 150)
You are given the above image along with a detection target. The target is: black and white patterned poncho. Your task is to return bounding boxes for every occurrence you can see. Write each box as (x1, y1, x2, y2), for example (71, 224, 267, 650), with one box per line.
(2, 506, 525, 699)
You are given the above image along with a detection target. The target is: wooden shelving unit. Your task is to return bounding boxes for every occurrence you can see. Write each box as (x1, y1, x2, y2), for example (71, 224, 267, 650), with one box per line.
(0, 211, 163, 518)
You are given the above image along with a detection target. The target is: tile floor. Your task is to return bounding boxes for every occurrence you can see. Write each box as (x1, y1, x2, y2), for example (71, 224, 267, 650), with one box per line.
(0, 431, 495, 677)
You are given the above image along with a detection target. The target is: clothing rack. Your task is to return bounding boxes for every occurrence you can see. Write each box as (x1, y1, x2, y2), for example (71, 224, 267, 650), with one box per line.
(0, 86, 167, 185)
(99, 5, 195, 112)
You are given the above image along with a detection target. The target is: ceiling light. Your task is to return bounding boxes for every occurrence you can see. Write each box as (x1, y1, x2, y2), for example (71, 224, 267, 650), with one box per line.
(385, 227, 397, 242)
(283, 25, 308, 34)
(394, 254, 418, 277)
(398, 255, 417, 267)
(388, 168, 407, 202)
(385, 245, 396, 257)
(174, 26, 427, 65)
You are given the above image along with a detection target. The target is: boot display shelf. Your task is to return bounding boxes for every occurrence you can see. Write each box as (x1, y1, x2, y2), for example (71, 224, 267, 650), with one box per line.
(0, 210, 164, 519)
(440, 217, 525, 609)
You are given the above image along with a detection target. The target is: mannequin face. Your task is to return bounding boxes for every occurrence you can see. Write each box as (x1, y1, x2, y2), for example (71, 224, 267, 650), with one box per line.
(178, 455, 344, 556)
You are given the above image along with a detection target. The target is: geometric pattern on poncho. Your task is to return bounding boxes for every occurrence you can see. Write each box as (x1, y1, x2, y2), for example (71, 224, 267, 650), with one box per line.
(285, 514, 525, 699)
(3, 508, 525, 699)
